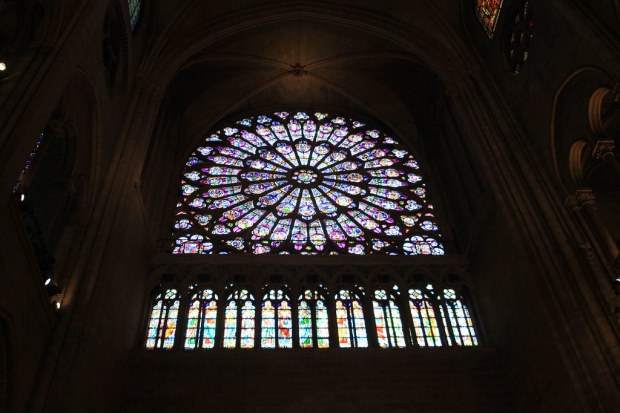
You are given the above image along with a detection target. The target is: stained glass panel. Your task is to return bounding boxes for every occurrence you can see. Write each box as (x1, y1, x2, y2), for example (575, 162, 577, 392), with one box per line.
(184, 288, 218, 349)
(476, 0, 504, 38)
(128, 0, 141, 30)
(409, 287, 442, 347)
(261, 289, 292, 348)
(298, 289, 329, 348)
(145, 289, 179, 350)
(223, 289, 255, 348)
(336, 289, 368, 348)
(440, 289, 478, 346)
(172, 111, 444, 255)
(373, 289, 406, 348)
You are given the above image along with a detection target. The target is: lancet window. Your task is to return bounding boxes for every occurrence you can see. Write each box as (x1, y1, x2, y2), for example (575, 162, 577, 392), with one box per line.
(335, 288, 368, 348)
(409, 287, 443, 347)
(184, 287, 218, 349)
(373, 288, 406, 348)
(128, 0, 141, 30)
(145, 289, 180, 349)
(298, 289, 330, 348)
(476, 0, 504, 38)
(440, 289, 479, 346)
(144, 281, 479, 350)
(223, 289, 255, 348)
(260, 288, 293, 348)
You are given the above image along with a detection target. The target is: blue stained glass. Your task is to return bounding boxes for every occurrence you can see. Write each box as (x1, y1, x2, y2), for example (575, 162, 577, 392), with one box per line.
(173, 111, 444, 255)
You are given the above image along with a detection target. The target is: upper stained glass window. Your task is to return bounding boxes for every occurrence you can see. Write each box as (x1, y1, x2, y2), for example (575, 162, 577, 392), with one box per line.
(440, 289, 479, 346)
(476, 0, 504, 38)
(409, 287, 442, 347)
(335, 288, 368, 348)
(223, 289, 255, 348)
(185, 287, 218, 349)
(145, 289, 180, 349)
(298, 289, 330, 348)
(373, 288, 406, 348)
(172, 111, 444, 256)
(128, 0, 141, 30)
(260, 288, 293, 348)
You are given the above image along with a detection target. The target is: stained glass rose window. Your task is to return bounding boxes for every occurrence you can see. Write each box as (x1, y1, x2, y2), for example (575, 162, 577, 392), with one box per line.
(172, 111, 444, 255)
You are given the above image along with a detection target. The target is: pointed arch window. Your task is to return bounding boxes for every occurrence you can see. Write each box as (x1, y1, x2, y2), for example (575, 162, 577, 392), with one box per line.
(476, 0, 504, 38)
(172, 111, 445, 256)
(128, 0, 141, 30)
(409, 287, 442, 347)
(440, 289, 479, 346)
(260, 288, 293, 348)
(145, 289, 180, 349)
(298, 289, 330, 348)
(373, 289, 406, 348)
(223, 289, 255, 348)
(184, 287, 218, 349)
(335, 288, 368, 348)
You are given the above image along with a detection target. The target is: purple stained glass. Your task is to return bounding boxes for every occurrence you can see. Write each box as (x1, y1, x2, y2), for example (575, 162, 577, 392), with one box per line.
(172, 111, 444, 255)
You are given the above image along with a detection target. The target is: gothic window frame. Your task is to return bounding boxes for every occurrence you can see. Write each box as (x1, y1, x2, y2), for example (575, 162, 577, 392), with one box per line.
(145, 286, 181, 350)
(372, 287, 407, 348)
(127, 0, 141, 31)
(439, 287, 479, 347)
(476, 0, 504, 38)
(222, 287, 256, 349)
(260, 287, 293, 349)
(298, 286, 330, 348)
(335, 287, 368, 348)
(184, 285, 218, 350)
(408, 285, 443, 347)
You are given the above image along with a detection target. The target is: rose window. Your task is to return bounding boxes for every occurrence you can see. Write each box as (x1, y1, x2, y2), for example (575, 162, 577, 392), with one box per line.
(172, 111, 445, 255)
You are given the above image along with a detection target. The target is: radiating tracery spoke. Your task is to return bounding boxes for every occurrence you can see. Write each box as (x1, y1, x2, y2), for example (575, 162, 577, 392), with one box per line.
(172, 111, 445, 255)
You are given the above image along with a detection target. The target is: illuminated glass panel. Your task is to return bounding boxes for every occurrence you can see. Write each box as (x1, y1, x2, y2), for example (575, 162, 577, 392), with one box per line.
(145, 289, 180, 349)
(409, 287, 442, 347)
(128, 0, 141, 30)
(173, 111, 444, 256)
(335, 289, 368, 348)
(260, 289, 293, 348)
(440, 289, 479, 346)
(298, 289, 329, 348)
(184, 288, 218, 349)
(476, 0, 504, 38)
(373, 289, 406, 348)
(223, 289, 255, 348)
(13, 133, 45, 195)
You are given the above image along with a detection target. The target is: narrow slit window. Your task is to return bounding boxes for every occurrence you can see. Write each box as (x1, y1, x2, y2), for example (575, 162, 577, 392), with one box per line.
(128, 0, 141, 30)
(476, 0, 504, 38)
(409, 287, 442, 347)
(261, 289, 293, 348)
(145, 289, 180, 349)
(185, 287, 218, 349)
(335, 289, 368, 348)
(373, 289, 406, 348)
(223, 289, 255, 348)
(440, 289, 479, 346)
(298, 289, 330, 348)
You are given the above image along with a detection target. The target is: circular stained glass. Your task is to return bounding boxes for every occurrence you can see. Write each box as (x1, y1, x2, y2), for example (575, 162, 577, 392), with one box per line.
(172, 111, 444, 256)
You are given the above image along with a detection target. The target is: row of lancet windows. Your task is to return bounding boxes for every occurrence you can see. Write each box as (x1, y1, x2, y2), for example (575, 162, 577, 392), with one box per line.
(145, 284, 479, 350)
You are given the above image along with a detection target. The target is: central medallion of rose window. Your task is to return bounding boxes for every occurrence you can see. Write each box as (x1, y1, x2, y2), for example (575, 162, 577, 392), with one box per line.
(292, 168, 319, 185)
(173, 111, 445, 256)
